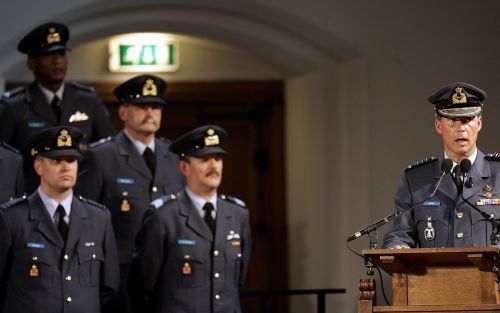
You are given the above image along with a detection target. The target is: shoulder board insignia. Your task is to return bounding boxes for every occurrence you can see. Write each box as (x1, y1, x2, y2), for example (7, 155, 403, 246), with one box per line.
(78, 196, 108, 210)
(150, 194, 177, 209)
(158, 137, 172, 144)
(88, 136, 113, 149)
(405, 157, 438, 172)
(220, 194, 247, 207)
(485, 153, 500, 161)
(1, 195, 28, 209)
(2, 86, 26, 99)
(0, 142, 20, 154)
(70, 82, 96, 93)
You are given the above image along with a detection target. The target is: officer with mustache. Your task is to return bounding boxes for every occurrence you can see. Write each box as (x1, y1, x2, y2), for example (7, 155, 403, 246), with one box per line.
(384, 82, 500, 248)
(128, 125, 252, 313)
(0, 22, 116, 194)
(75, 74, 185, 313)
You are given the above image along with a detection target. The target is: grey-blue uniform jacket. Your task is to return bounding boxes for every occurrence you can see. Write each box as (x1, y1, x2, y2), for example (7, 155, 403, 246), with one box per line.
(128, 190, 252, 313)
(383, 150, 500, 248)
(0, 142, 23, 203)
(75, 131, 185, 265)
(0, 82, 116, 194)
(0, 192, 120, 313)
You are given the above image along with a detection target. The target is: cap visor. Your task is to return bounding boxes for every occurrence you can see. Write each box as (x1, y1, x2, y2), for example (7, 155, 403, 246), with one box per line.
(189, 147, 228, 157)
(39, 149, 81, 158)
(438, 107, 482, 118)
(131, 97, 166, 107)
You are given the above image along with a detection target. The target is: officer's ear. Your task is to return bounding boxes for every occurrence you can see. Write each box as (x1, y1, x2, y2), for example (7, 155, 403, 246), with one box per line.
(33, 156, 43, 176)
(179, 158, 190, 176)
(27, 58, 36, 72)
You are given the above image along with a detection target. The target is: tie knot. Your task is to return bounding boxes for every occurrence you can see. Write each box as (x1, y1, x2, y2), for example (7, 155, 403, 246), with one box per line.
(56, 205, 66, 217)
(203, 202, 214, 212)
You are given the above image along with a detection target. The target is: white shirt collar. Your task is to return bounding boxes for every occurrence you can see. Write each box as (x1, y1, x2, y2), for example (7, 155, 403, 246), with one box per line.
(185, 187, 217, 219)
(38, 83, 65, 104)
(38, 187, 73, 223)
(123, 129, 155, 155)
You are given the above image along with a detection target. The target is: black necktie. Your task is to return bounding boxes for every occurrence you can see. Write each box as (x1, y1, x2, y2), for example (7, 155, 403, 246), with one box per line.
(143, 147, 156, 174)
(453, 166, 462, 191)
(56, 205, 69, 241)
(203, 202, 216, 235)
(50, 95, 61, 122)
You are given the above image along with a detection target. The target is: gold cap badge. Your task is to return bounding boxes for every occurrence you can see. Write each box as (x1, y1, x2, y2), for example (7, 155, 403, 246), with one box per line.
(142, 79, 158, 96)
(46, 27, 61, 45)
(57, 129, 72, 148)
(452, 86, 467, 104)
(204, 128, 219, 147)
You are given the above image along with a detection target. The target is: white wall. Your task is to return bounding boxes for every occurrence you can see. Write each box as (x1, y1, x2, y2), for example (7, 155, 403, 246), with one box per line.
(2, 1, 500, 312)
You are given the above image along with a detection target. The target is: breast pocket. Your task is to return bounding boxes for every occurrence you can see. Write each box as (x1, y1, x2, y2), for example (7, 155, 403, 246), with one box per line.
(225, 241, 242, 288)
(106, 183, 147, 222)
(414, 207, 449, 247)
(78, 247, 104, 287)
(166, 245, 207, 288)
(11, 247, 55, 290)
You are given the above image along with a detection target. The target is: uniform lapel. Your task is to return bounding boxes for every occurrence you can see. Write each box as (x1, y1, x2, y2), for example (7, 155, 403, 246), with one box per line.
(29, 192, 64, 249)
(60, 84, 76, 124)
(178, 191, 213, 241)
(28, 83, 57, 124)
(461, 151, 490, 202)
(116, 132, 152, 180)
(153, 139, 174, 182)
(435, 156, 457, 201)
(65, 196, 89, 250)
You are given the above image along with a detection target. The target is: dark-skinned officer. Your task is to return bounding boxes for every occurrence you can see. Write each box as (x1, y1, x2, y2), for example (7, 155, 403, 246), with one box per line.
(0, 22, 116, 194)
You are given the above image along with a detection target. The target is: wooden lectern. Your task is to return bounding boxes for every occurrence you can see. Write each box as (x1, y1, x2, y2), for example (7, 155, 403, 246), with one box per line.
(358, 247, 500, 313)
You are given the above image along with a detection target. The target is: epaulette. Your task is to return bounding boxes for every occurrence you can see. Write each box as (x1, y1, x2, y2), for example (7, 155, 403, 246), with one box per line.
(220, 194, 247, 208)
(2, 86, 26, 99)
(0, 142, 20, 154)
(485, 153, 500, 161)
(150, 194, 177, 209)
(78, 196, 108, 210)
(69, 82, 96, 93)
(1, 195, 28, 210)
(405, 157, 438, 172)
(158, 137, 172, 144)
(88, 136, 113, 149)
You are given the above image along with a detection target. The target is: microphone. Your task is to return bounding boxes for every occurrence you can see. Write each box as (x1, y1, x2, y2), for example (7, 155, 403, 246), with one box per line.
(346, 158, 453, 242)
(459, 158, 500, 245)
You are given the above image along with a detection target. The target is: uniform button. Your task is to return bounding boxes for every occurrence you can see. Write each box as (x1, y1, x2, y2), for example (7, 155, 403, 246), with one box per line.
(214, 250, 219, 256)
(237, 253, 242, 258)
(66, 297, 72, 303)
(456, 212, 464, 219)
(214, 272, 220, 278)
(92, 254, 96, 259)
(64, 255, 69, 260)
(215, 294, 220, 300)
(457, 232, 464, 238)
(152, 186, 158, 192)
(65, 275, 72, 281)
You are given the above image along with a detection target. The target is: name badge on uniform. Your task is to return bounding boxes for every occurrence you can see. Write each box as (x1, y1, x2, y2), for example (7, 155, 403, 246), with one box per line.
(423, 200, 440, 206)
(26, 242, 45, 249)
(178, 239, 196, 246)
(424, 217, 435, 240)
(27, 122, 45, 128)
(116, 177, 135, 185)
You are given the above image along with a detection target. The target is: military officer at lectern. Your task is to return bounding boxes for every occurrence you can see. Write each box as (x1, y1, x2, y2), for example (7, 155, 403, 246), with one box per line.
(75, 74, 184, 313)
(128, 125, 252, 313)
(384, 82, 500, 248)
(0, 22, 116, 194)
(0, 126, 119, 313)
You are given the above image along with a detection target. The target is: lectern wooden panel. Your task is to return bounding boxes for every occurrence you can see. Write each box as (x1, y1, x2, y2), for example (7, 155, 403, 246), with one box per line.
(358, 247, 500, 313)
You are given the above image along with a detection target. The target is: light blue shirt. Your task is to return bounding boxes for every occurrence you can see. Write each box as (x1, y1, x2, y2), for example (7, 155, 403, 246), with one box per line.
(38, 83, 65, 105)
(124, 129, 155, 155)
(185, 187, 217, 219)
(38, 187, 72, 225)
